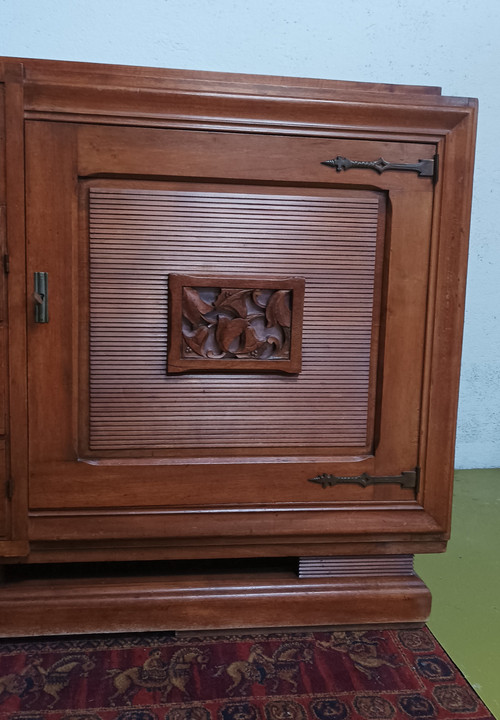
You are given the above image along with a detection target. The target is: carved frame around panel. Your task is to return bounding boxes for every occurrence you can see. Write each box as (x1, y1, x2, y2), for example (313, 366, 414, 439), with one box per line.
(167, 274, 305, 374)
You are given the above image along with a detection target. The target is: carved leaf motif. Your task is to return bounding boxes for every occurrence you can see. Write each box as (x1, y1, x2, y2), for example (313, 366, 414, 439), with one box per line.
(176, 280, 299, 367)
(240, 325, 261, 354)
(265, 328, 285, 352)
(216, 316, 248, 353)
(182, 287, 213, 325)
(183, 326, 209, 357)
(252, 289, 270, 308)
(214, 289, 251, 318)
(266, 290, 291, 328)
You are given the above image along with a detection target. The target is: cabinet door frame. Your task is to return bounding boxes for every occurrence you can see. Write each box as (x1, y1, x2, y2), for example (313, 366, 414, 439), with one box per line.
(26, 123, 428, 507)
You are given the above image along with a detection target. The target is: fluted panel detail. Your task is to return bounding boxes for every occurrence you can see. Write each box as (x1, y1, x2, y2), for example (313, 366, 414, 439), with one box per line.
(298, 555, 415, 578)
(88, 189, 383, 450)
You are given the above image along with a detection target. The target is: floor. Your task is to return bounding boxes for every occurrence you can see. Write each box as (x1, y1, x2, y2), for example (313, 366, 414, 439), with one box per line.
(415, 469, 500, 718)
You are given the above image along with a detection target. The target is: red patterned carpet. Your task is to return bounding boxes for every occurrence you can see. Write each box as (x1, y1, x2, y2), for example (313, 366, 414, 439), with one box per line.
(0, 627, 494, 720)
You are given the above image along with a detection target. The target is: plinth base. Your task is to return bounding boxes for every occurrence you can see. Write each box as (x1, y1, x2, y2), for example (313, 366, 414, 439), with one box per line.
(0, 566, 431, 637)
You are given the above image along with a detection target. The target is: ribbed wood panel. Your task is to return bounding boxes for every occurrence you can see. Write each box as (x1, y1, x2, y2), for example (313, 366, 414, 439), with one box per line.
(298, 555, 414, 578)
(88, 189, 383, 451)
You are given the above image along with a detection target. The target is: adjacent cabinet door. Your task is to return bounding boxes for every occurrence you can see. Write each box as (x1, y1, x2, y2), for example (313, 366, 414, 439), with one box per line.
(25, 120, 437, 549)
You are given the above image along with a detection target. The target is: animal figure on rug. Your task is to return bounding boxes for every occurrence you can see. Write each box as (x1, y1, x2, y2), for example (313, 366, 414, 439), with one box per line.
(317, 631, 397, 678)
(0, 670, 26, 700)
(214, 640, 313, 695)
(0, 654, 95, 708)
(108, 646, 209, 705)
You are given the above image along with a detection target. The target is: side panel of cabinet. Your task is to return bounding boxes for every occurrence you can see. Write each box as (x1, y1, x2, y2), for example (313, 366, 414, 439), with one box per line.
(1, 63, 29, 557)
(0, 86, 7, 539)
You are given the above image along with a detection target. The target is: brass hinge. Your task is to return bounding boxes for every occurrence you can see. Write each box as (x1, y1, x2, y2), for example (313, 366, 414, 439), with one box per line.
(308, 467, 420, 490)
(322, 154, 439, 183)
(3, 254, 9, 274)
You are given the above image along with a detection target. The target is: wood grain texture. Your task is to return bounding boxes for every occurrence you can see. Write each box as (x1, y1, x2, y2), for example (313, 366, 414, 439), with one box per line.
(418, 120, 478, 535)
(26, 503, 443, 544)
(23, 538, 447, 564)
(2, 62, 27, 550)
(89, 189, 383, 451)
(1, 55, 442, 99)
(0, 102, 6, 536)
(0, 89, 7, 538)
(0, 570, 431, 636)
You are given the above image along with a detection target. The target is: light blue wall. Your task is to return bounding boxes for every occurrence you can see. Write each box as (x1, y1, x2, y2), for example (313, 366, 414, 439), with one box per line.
(2, 0, 499, 468)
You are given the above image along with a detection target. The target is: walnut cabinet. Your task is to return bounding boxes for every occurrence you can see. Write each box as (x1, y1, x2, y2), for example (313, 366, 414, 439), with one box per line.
(0, 58, 477, 635)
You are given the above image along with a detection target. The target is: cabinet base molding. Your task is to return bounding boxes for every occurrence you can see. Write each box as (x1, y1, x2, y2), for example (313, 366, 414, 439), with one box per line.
(0, 570, 431, 637)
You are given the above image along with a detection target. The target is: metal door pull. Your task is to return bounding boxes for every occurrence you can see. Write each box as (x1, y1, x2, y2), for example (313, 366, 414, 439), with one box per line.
(33, 272, 48, 323)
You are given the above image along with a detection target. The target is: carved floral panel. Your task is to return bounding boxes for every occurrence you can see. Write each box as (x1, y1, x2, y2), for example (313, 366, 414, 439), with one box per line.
(168, 274, 305, 373)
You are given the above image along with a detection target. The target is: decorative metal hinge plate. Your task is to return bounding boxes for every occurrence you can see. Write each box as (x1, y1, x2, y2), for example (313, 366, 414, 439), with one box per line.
(322, 155, 438, 182)
(308, 468, 419, 490)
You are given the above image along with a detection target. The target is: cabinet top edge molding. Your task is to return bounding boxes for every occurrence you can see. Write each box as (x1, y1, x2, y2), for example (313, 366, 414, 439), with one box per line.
(0, 56, 477, 110)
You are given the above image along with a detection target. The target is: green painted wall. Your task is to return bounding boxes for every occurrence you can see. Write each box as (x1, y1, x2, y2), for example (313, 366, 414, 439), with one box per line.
(416, 469, 500, 718)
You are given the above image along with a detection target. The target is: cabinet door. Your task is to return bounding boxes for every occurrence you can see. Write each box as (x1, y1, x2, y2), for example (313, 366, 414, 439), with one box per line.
(25, 121, 436, 546)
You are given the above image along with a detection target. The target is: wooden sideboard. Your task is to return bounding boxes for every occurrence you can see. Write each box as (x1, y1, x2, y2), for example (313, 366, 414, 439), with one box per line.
(0, 58, 477, 636)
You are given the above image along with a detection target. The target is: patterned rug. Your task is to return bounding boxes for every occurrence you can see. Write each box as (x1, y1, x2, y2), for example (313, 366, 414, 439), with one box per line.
(0, 627, 494, 720)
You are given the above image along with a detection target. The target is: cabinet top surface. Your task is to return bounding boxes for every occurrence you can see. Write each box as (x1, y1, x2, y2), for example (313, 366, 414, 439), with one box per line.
(0, 55, 477, 108)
